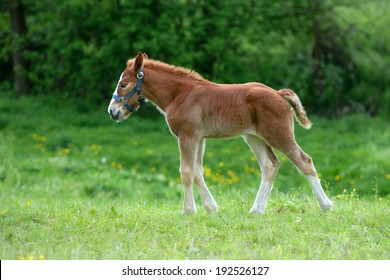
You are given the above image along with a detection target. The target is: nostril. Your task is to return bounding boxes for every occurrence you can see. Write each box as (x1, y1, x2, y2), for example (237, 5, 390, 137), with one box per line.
(109, 110, 120, 120)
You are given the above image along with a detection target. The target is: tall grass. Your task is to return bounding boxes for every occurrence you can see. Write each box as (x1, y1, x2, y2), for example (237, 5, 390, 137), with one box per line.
(0, 94, 389, 259)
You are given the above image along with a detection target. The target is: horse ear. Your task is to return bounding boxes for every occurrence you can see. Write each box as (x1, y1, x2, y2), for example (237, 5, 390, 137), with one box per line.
(143, 53, 148, 59)
(134, 51, 145, 73)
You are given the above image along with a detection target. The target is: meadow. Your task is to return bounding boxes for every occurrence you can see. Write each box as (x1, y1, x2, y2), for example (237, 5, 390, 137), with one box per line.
(0, 94, 389, 259)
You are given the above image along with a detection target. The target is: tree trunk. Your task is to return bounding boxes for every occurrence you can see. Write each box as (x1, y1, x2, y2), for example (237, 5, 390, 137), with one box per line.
(8, 0, 30, 96)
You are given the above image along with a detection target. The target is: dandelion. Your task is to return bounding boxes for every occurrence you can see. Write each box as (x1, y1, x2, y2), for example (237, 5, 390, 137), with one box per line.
(204, 167, 212, 178)
(111, 162, 123, 169)
(336, 188, 359, 200)
(385, 174, 390, 180)
(32, 133, 47, 142)
(318, 172, 322, 179)
(32, 133, 47, 151)
(244, 165, 255, 174)
(334, 174, 341, 181)
(39, 255, 45, 260)
(90, 144, 102, 153)
(57, 148, 70, 156)
(28, 255, 34, 260)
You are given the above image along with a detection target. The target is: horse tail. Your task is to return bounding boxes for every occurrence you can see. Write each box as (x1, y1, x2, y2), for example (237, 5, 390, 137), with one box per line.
(278, 89, 312, 129)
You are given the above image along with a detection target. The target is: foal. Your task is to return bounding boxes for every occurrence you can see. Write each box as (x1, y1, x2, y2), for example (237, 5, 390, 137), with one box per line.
(108, 52, 333, 214)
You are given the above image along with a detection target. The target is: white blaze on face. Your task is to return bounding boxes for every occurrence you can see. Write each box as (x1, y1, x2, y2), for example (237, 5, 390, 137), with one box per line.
(108, 72, 124, 120)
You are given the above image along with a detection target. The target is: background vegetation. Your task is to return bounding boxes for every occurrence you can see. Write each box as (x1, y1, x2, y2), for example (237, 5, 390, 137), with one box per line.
(1, 0, 390, 115)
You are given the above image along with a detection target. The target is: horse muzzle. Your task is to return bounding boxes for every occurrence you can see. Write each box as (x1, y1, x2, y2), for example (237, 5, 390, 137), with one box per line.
(109, 108, 121, 121)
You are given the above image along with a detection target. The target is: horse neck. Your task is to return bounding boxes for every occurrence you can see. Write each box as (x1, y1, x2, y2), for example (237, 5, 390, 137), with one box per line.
(142, 68, 203, 112)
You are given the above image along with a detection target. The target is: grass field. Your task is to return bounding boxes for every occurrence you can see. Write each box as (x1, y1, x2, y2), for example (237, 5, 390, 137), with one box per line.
(0, 94, 389, 259)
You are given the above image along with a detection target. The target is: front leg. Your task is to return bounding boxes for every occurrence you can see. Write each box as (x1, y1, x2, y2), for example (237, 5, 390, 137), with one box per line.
(178, 135, 199, 214)
(194, 139, 218, 213)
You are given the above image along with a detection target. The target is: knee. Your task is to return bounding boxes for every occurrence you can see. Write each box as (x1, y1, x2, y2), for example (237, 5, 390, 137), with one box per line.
(263, 158, 279, 180)
(272, 157, 280, 170)
(180, 167, 194, 183)
(268, 156, 280, 172)
(299, 153, 317, 176)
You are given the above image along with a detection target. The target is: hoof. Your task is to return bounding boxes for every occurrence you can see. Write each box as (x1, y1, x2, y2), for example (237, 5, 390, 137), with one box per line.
(249, 207, 265, 215)
(204, 203, 218, 214)
(320, 200, 334, 212)
(181, 208, 196, 215)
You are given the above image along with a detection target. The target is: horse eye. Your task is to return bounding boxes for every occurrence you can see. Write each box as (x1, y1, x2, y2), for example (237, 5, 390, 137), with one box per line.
(120, 84, 127, 89)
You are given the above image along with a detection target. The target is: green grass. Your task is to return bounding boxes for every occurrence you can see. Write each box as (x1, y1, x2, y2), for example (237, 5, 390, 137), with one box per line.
(0, 94, 389, 259)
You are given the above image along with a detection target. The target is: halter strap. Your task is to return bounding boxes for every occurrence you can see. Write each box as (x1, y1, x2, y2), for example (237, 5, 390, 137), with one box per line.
(112, 68, 144, 112)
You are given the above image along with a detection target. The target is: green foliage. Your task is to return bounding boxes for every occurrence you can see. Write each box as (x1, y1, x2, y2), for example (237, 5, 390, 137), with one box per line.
(1, 0, 390, 114)
(0, 94, 390, 259)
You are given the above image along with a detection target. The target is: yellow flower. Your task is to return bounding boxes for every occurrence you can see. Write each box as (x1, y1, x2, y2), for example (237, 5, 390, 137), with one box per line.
(111, 162, 123, 169)
(334, 174, 341, 181)
(204, 167, 212, 177)
(57, 148, 71, 156)
(32, 133, 47, 142)
(218, 161, 224, 168)
(385, 174, 390, 180)
(150, 167, 157, 173)
(90, 144, 102, 153)
(39, 255, 45, 260)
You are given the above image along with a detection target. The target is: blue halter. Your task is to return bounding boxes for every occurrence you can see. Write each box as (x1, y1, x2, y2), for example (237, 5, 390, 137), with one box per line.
(112, 68, 145, 112)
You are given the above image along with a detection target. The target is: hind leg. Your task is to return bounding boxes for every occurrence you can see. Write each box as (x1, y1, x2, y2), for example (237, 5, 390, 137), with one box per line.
(279, 142, 333, 211)
(243, 135, 280, 214)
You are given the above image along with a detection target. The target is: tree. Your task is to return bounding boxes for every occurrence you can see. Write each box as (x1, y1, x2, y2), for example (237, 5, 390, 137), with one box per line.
(8, 0, 30, 95)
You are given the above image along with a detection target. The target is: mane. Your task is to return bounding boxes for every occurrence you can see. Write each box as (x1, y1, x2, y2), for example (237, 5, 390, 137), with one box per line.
(127, 58, 205, 82)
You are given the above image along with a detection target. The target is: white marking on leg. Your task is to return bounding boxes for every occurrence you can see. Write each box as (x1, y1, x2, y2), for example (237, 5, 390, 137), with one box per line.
(305, 175, 333, 211)
(179, 137, 198, 214)
(243, 135, 279, 214)
(193, 139, 218, 213)
(249, 178, 274, 214)
(182, 179, 196, 214)
(194, 165, 218, 213)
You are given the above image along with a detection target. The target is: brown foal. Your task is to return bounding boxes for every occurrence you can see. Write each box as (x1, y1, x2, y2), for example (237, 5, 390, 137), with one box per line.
(108, 52, 333, 214)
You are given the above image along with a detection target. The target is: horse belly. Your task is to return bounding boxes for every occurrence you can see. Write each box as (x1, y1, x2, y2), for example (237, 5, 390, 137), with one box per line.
(202, 109, 254, 138)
